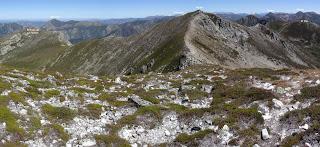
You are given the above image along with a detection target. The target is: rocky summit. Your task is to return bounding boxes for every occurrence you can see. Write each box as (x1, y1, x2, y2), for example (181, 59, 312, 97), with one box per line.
(0, 65, 319, 146)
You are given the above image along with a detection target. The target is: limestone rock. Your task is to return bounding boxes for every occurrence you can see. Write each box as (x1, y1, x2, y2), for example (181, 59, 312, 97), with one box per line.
(272, 99, 284, 109)
(299, 124, 309, 130)
(201, 85, 213, 93)
(261, 128, 270, 140)
(129, 95, 153, 107)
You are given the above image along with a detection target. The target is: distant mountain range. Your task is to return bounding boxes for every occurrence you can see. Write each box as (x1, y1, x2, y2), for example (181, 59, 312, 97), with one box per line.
(0, 16, 173, 44)
(42, 16, 172, 43)
(0, 11, 320, 75)
(0, 23, 24, 37)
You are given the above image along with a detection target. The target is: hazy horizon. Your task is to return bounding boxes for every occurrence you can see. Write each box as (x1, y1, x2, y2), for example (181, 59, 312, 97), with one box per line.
(0, 0, 319, 20)
(0, 11, 319, 22)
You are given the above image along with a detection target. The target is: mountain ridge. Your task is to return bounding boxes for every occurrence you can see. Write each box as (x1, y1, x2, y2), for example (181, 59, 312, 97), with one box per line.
(0, 10, 320, 75)
(47, 11, 318, 75)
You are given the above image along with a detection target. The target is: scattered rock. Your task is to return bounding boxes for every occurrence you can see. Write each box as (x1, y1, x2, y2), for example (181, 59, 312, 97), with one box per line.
(299, 124, 309, 130)
(180, 85, 193, 91)
(218, 125, 233, 144)
(272, 99, 284, 109)
(261, 128, 270, 140)
(115, 77, 123, 84)
(201, 85, 213, 93)
(253, 144, 261, 147)
(305, 142, 312, 147)
(129, 95, 153, 107)
(164, 130, 171, 136)
(276, 87, 286, 94)
(46, 75, 57, 84)
(81, 139, 96, 147)
(1, 66, 319, 146)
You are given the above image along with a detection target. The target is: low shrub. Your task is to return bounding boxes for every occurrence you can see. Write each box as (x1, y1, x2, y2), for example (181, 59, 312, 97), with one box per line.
(295, 85, 320, 100)
(44, 124, 70, 142)
(175, 129, 212, 144)
(86, 104, 103, 119)
(41, 104, 76, 121)
(0, 107, 25, 136)
(95, 134, 130, 147)
(44, 90, 60, 98)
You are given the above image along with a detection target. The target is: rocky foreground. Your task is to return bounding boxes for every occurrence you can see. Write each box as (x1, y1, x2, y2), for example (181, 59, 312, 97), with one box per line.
(0, 65, 319, 147)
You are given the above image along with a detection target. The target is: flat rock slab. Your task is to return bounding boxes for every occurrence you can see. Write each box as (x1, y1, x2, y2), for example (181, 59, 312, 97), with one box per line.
(129, 95, 153, 107)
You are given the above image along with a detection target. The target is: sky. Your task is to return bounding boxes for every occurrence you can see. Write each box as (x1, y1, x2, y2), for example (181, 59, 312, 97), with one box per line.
(0, 0, 319, 20)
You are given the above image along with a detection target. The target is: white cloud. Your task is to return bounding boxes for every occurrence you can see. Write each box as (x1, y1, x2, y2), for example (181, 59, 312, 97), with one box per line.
(196, 6, 204, 10)
(49, 16, 61, 19)
(172, 11, 185, 16)
(296, 8, 305, 12)
(267, 9, 275, 12)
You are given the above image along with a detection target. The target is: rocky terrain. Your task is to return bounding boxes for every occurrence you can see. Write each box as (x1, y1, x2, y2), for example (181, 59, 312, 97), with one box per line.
(0, 7, 320, 147)
(0, 65, 319, 146)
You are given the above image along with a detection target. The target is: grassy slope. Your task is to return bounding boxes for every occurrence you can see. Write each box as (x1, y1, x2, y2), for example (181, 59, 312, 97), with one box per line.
(49, 39, 101, 72)
(50, 12, 193, 75)
(2, 31, 68, 70)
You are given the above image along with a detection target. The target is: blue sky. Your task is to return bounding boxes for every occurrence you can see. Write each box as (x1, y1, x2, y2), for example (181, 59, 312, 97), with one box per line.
(0, 0, 319, 20)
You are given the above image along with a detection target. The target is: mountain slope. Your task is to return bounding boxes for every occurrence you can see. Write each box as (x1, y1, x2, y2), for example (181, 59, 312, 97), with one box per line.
(184, 12, 310, 69)
(236, 15, 261, 27)
(43, 19, 112, 44)
(50, 12, 191, 75)
(0, 30, 70, 70)
(280, 21, 320, 66)
(48, 11, 316, 75)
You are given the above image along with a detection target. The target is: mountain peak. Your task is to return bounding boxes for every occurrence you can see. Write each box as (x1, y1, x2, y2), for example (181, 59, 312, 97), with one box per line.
(237, 15, 260, 26)
(48, 19, 62, 23)
(47, 19, 64, 27)
(296, 11, 305, 15)
(195, 9, 204, 13)
(188, 10, 209, 16)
